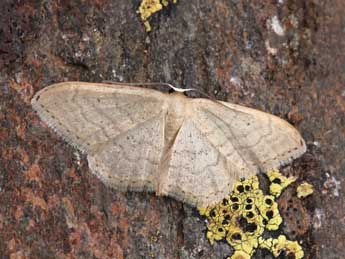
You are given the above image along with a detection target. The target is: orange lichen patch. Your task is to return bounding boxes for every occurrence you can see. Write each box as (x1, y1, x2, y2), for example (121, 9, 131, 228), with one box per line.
(67, 166, 80, 181)
(199, 170, 304, 259)
(69, 223, 91, 248)
(138, 0, 177, 32)
(15, 121, 26, 140)
(288, 105, 304, 125)
(111, 201, 126, 216)
(47, 194, 61, 209)
(24, 163, 42, 186)
(22, 188, 48, 212)
(110, 201, 129, 247)
(7, 238, 16, 251)
(9, 251, 25, 259)
(15, 147, 30, 165)
(62, 197, 77, 228)
(8, 79, 34, 103)
(14, 207, 24, 221)
(0, 213, 4, 230)
(297, 182, 314, 198)
(69, 222, 125, 259)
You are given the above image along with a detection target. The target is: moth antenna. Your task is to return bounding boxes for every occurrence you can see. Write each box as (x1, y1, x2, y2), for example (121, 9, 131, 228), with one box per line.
(102, 80, 198, 94)
(103, 80, 227, 108)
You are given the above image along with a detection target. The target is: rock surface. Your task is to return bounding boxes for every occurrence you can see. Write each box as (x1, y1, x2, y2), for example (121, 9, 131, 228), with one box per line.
(0, 1, 344, 258)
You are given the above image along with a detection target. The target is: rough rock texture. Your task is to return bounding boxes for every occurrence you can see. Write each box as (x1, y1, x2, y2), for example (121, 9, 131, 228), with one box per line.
(0, 1, 344, 258)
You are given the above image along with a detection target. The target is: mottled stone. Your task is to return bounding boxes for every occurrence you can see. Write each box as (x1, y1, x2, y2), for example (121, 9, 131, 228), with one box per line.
(1, 0, 344, 258)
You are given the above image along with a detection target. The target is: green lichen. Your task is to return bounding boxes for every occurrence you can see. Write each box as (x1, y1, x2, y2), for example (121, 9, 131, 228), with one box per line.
(138, 0, 177, 32)
(199, 170, 304, 259)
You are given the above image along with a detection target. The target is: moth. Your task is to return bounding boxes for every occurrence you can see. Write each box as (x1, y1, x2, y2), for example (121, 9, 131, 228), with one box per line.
(31, 82, 306, 207)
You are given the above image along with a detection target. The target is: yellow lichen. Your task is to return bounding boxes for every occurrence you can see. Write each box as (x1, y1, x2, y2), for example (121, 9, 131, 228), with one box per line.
(199, 170, 304, 259)
(138, 0, 177, 32)
(266, 169, 297, 197)
(297, 182, 314, 198)
(269, 235, 304, 259)
(258, 236, 272, 250)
